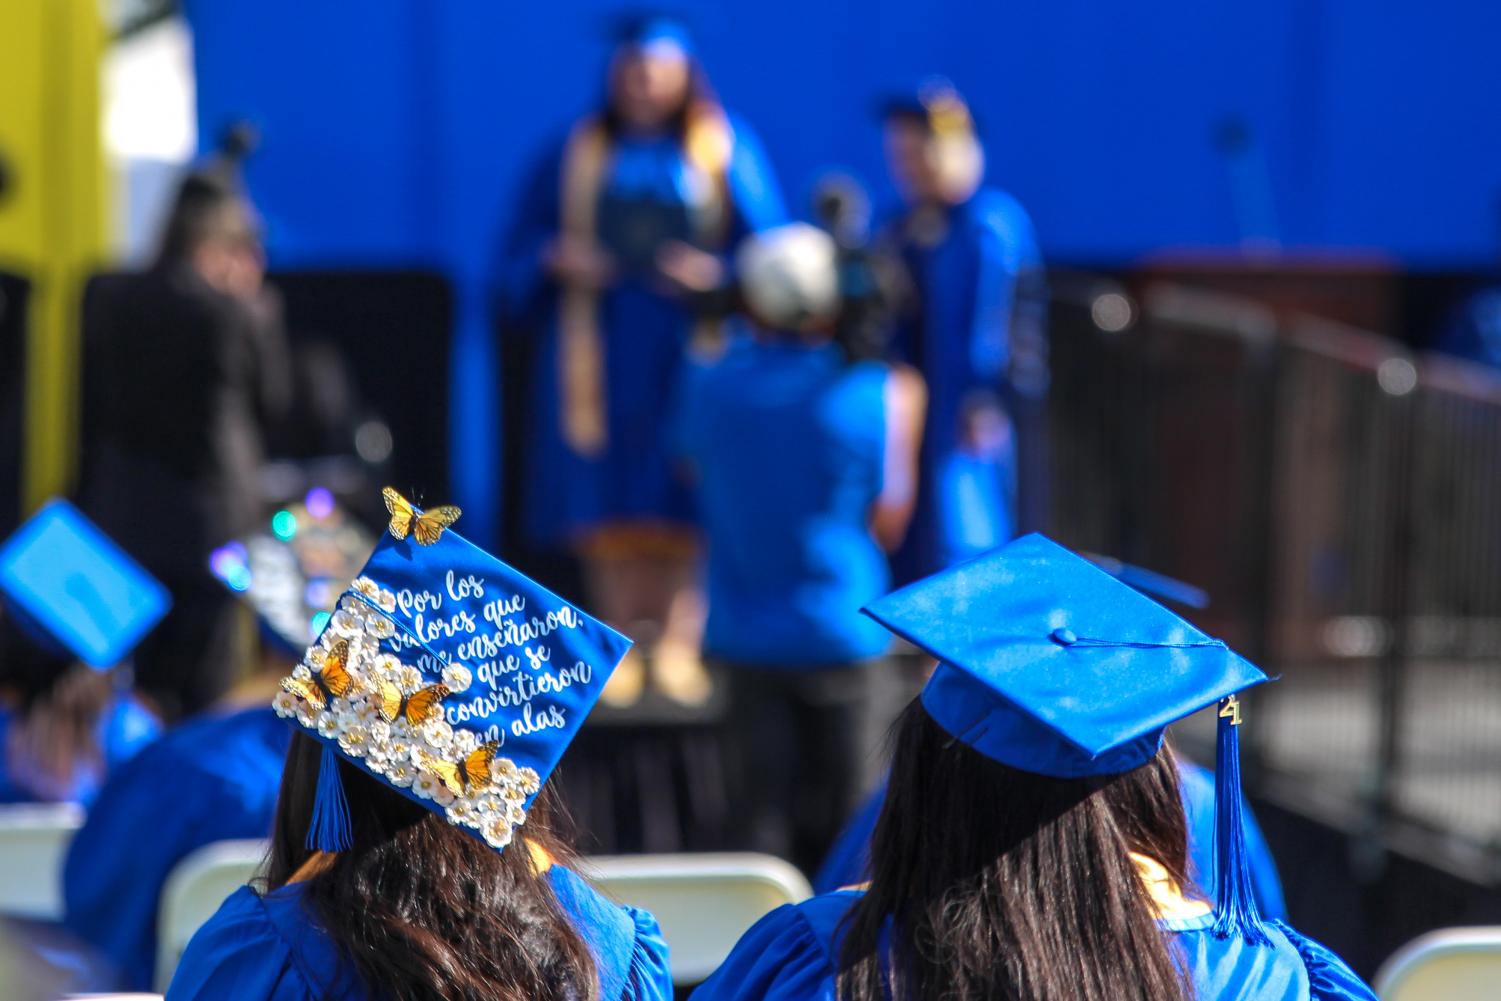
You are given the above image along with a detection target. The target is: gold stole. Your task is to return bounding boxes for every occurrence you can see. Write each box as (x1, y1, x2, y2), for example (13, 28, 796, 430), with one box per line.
(556, 104, 734, 456)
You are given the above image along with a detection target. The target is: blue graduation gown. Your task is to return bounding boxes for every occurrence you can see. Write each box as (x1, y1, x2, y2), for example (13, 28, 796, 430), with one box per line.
(499, 115, 786, 547)
(165, 865, 672, 1001)
(688, 890, 1375, 1001)
(812, 762, 1287, 922)
(0, 692, 160, 805)
(63, 706, 290, 989)
(887, 188, 1042, 583)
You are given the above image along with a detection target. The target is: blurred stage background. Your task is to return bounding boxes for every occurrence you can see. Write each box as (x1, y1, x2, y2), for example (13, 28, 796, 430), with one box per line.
(5, 0, 1501, 976)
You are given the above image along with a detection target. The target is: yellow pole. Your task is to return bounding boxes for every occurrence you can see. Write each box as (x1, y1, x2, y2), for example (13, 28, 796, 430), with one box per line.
(0, 0, 108, 515)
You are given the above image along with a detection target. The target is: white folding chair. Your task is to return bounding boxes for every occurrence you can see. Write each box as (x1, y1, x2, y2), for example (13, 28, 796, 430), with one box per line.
(0, 801, 84, 919)
(584, 852, 812, 985)
(1375, 926, 1501, 1001)
(154, 838, 267, 991)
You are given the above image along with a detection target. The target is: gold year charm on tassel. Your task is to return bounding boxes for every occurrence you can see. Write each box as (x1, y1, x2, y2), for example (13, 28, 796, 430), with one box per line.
(1219, 694, 1243, 726)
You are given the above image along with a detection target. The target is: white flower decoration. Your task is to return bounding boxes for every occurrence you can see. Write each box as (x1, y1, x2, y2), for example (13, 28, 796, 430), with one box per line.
(395, 666, 423, 695)
(446, 800, 479, 828)
(316, 712, 340, 739)
(490, 758, 518, 784)
(295, 701, 318, 726)
(372, 654, 402, 679)
(450, 729, 479, 756)
(387, 762, 415, 788)
(306, 647, 328, 672)
(431, 784, 457, 808)
(329, 608, 363, 638)
(339, 726, 370, 756)
(351, 577, 382, 602)
(368, 616, 396, 640)
(292, 664, 312, 682)
(368, 719, 391, 744)
(422, 719, 454, 749)
(364, 747, 389, 774)
(441, 665, 472, 693)
(273, 691, 299, 718)
(517, 767, 541, 796)
(377, 589, 397, 614)
(411, 772, 440, 801)
(482, 816, 515, 850)
(507, 803, 527, 827)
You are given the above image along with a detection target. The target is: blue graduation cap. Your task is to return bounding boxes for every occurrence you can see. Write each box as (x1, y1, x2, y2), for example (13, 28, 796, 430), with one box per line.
(878, 77, 978, 139)
(274, 489, 633, 854)
(612, 12, 696, 58)
(0, 500, 170, 668)
(862, 532, 1272, 944)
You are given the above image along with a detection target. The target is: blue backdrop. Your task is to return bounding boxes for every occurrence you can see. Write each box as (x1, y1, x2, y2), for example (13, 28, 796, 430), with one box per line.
(184, 0, 1501, 538)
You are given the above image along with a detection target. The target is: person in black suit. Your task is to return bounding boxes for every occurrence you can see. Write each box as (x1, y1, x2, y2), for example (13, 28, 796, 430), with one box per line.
(79, 152, 290, 719)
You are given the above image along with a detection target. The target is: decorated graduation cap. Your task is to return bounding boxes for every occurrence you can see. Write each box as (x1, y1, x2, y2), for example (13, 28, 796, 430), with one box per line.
(862, 532, 1272, 944)
(210, 488, 374, 654)
(0, 500, 170, 668)
(274, 488, 633, 853)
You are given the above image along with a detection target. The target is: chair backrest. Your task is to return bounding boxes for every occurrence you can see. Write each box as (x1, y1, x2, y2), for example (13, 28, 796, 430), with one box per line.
(154, 838, 267, 991)
(1376, 926, 1501, 1000)
(584, 852, 812, 985)
(0, 802, 83, 920)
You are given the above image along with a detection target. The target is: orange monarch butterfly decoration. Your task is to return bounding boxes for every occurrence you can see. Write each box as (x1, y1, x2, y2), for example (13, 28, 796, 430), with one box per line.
(372, 681, 451, 726)
(382, 487, 461, 546)
(421, 741, 504, 797)
(279, 638, 355, 711)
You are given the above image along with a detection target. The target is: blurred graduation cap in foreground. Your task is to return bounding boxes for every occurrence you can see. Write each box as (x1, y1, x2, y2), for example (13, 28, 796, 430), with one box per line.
(0, 500, 170, 669)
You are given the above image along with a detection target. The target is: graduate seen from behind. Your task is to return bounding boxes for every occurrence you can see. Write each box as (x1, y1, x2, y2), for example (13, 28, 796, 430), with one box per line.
(692, 534, 1375, 1001)
(675, 224, 925, 874)
(166, 490, 670, 1001)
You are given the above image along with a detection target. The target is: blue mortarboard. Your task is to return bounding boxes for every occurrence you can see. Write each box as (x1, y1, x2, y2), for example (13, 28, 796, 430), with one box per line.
(878, 78, 978, 138)
(862, 532, 1273, 943)
(274, 489, 633, 855)
(614, 13, 695, 57)
(0, 500, 170, 668)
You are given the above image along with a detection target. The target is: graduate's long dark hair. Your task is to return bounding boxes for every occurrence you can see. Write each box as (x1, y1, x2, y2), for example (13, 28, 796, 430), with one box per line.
(837, 699, 1195, 1001)
(265, 732, 599, 1001)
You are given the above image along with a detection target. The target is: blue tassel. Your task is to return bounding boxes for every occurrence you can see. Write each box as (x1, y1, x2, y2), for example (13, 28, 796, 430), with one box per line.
(1211, 695, 1270, 944)
(307, 744, 353, 852)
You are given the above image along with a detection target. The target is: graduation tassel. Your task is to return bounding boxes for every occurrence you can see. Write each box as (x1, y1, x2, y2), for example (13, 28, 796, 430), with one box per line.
(307, 744, 353, 853)
(1211, 694, 1271, 945)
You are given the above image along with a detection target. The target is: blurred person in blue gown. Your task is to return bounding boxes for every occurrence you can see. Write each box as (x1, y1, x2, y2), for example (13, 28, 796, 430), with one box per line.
(61, 658, 290, 990)
(0, 503, 167, 806)
(692, 535, 1373, 1001)
(63, 498, 377, 990)
(498, 15, 786, 705)
(879, 83, 1047, 584)
(675, 224, 925, 874)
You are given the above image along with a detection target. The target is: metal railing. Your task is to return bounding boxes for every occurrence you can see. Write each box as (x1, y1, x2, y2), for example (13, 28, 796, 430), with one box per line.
(1047, 276, 1501, 879)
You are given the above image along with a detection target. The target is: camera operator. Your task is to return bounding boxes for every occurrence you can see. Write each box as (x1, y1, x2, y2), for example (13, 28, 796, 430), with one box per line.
(675, 224, 924, 874)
